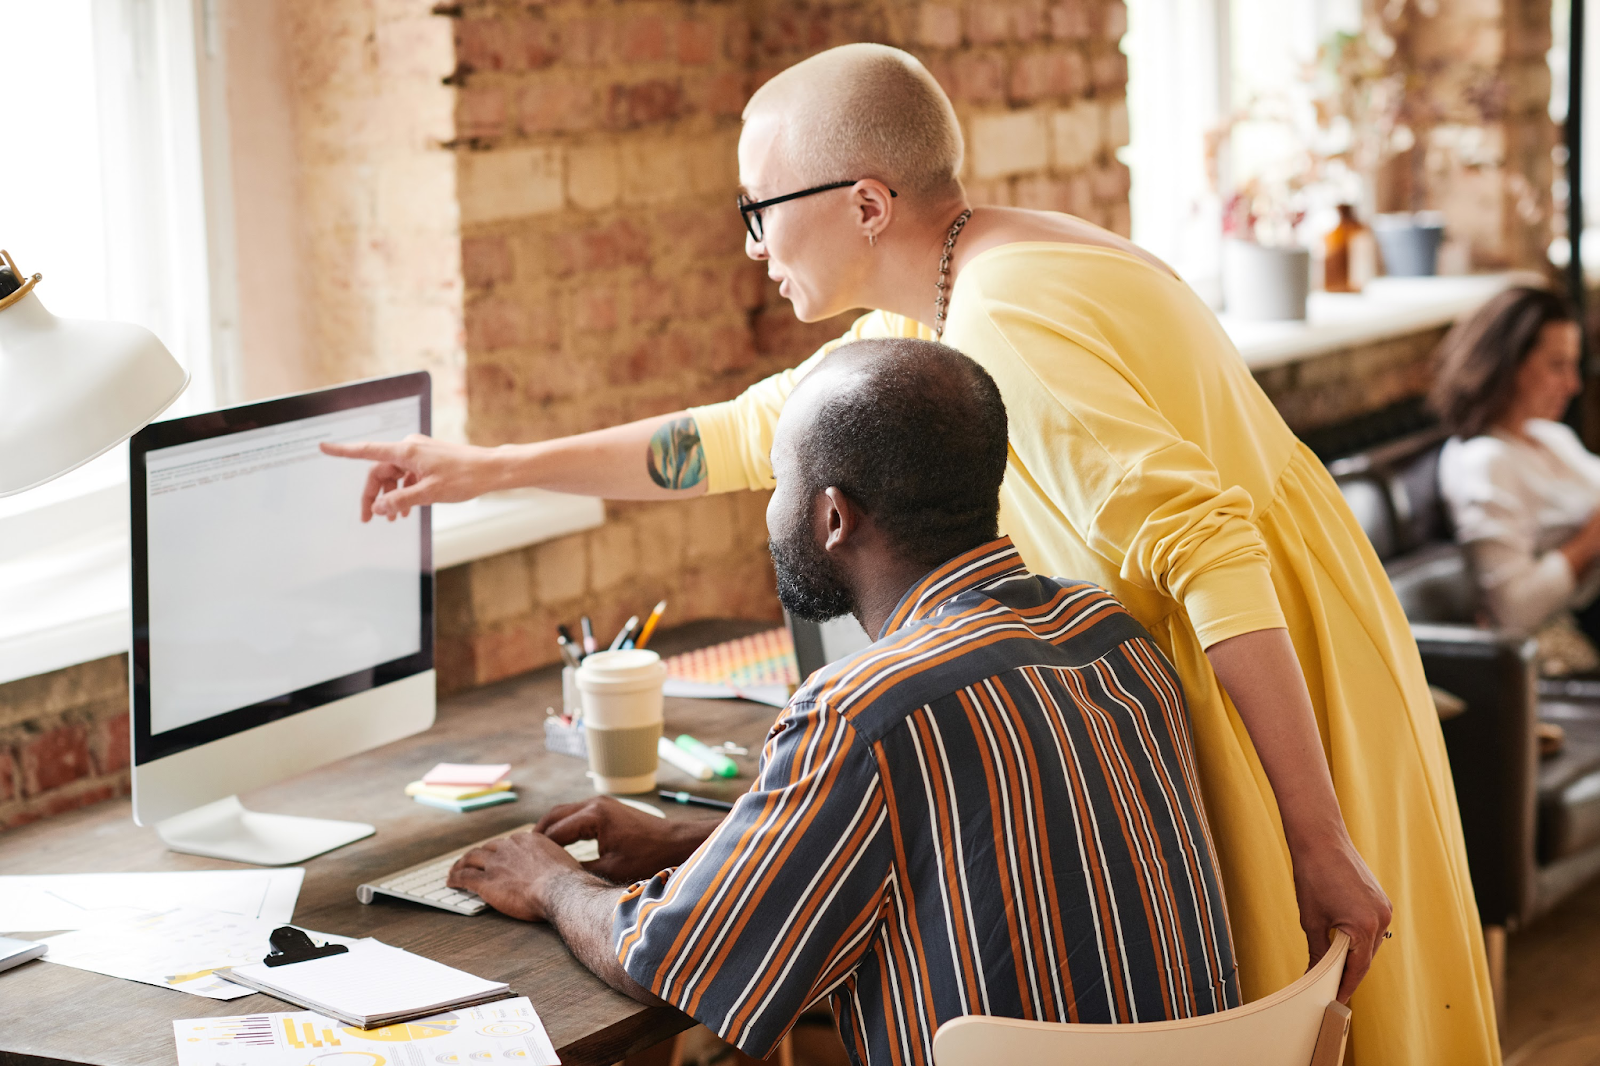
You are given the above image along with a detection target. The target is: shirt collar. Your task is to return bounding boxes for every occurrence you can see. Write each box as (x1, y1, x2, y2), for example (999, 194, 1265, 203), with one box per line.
(879, 536, 1028, 639)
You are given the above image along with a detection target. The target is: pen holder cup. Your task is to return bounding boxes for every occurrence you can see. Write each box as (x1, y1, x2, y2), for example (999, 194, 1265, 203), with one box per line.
(562, 665, 582, 719)
(575, 649, 666, 794)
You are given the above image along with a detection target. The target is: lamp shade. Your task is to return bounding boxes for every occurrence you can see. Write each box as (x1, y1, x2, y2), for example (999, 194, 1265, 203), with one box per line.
(0, 250, 189, 497)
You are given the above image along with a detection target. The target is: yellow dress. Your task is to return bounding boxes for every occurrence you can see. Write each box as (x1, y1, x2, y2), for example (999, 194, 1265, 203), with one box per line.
(688, 242, 1498, 1065)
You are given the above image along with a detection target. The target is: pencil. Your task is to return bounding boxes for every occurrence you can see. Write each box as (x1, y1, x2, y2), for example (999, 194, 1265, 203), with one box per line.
(580, 616, 597, 656)
(635, 600, 669, 649)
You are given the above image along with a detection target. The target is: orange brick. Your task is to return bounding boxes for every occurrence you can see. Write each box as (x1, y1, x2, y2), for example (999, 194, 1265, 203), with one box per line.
(621, 16, 669, 62)
(465, 298, 527, 351)
(952, 54, 1005, 103)
(1050, 2, 1091, 38)
(968, 4, 1012, 44)
(677, 20, 718, 66)
(20, 724, 92, 796)
(0, 749, 15, 803)
(462, 235, 512, 289)
(919, 4, 962, 48)
(573, 288, 619, 333)
(606, 79, 686, 128)
(558, 18, 614, 67)
(92, 715, 129, 775)
(518, 82, 598, 134)
(458, 87, 506, 139)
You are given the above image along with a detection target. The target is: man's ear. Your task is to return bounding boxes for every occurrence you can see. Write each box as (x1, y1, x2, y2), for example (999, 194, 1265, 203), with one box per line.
(817, 486, 858, 553)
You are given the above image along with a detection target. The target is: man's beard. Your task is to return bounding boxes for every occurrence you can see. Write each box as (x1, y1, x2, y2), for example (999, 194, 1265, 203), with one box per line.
(769, 527, 854, 623)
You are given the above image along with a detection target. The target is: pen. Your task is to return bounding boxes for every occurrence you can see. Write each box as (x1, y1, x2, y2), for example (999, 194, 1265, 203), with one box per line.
(556, 635, 580, 669)
(558, 623, 576, 646)
(580, 616, 597, 656)
(657, 789, 735, 811)
(610, 615, 639, 651)
(635, 599, 668, 649)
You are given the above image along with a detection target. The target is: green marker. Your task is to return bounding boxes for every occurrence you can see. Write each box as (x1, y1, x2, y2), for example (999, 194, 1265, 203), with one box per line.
(675, 734, 737, 778)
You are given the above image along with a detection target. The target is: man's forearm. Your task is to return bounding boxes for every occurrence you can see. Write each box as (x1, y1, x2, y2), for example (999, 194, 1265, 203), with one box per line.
(544, 870, 669, 1008)
(497, 413, 710, 501)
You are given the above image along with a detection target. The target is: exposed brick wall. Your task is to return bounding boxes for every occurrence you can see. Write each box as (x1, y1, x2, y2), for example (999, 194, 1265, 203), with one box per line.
(0, 657, 131, 830)
(435, 0, 1133, 691)
(1251, 328, 1447, 439)
(278, 0, 470, 441)
(1382, 0, 1555, 271)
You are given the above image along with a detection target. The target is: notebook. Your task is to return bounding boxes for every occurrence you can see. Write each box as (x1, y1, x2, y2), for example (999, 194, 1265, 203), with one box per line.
(218, 938, 511, 1028)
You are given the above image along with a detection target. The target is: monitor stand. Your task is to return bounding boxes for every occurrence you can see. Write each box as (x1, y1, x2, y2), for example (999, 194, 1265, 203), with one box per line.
(155, 794, 374, 866)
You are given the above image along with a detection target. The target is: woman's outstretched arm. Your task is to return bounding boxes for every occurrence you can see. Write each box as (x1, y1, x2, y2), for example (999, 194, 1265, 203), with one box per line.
(319, 412, 708, 520)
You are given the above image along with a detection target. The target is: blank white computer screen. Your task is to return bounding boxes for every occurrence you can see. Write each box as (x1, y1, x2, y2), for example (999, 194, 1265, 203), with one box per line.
(143, 396, 422, 734)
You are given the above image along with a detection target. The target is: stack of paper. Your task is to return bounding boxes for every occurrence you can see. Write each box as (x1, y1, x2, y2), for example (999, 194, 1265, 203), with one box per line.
(219, 938, 511, 1027)
(40, 907, 349, 1000)
(173, 997, 557, 1066)
(407, 763, 515, 813)
(0, 869, 303, 934)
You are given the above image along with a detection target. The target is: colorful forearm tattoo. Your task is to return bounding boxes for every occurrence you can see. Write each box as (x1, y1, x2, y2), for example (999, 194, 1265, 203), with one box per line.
(646, 416, 706, 490)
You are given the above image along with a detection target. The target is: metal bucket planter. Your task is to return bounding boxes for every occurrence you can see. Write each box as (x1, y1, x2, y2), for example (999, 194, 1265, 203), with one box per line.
(1373, 212, 1445, 276)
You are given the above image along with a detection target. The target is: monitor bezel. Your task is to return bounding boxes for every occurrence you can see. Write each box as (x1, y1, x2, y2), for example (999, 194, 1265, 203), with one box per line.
(130, 371, 434, 767)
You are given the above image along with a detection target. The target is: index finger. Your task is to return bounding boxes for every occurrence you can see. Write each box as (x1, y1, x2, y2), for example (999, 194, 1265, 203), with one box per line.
(535, 801, 597, 834)
(1334, 930, 1377, 1004)
(320, 440, 410, 462)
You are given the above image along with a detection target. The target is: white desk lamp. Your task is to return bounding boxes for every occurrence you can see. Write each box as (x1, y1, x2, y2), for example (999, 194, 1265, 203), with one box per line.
(0, 249, 189, 497)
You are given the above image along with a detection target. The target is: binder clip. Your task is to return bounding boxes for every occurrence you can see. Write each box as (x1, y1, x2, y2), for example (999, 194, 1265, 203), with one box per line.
(263, 925, 350, 967)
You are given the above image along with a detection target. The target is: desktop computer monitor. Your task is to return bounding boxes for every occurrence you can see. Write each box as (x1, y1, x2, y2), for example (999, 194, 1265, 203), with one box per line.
(129, 372, 436, 866)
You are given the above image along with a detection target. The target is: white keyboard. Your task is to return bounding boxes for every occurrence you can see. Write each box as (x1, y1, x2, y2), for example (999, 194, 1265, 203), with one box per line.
(357, 824, 599, 915)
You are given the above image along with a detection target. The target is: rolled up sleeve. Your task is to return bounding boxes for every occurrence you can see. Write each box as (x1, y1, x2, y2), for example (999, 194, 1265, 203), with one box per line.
(688, 311, 927, 494)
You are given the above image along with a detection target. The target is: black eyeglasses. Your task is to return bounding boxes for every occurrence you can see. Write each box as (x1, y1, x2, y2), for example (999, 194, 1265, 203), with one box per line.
(737, 180, 898, 242)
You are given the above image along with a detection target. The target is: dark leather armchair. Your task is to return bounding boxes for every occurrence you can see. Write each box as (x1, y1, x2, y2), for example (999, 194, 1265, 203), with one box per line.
(1330, 432, 1600, 933)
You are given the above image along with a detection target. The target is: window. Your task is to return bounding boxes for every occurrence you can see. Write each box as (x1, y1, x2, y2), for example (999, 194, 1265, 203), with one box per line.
(0, 0, 235, 529)
(1124, 0, 1363, 304)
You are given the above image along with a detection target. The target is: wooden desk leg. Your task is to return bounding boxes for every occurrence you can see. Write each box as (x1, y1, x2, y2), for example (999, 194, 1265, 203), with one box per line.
(775, 1034, 794, 1066)
(1485, 924, 1507, 1038)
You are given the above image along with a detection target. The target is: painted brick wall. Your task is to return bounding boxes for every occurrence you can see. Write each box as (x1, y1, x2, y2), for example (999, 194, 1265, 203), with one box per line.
(437, 0, 1134, 692)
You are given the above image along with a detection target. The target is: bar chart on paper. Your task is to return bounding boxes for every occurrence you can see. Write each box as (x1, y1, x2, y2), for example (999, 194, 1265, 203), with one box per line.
(173, 999, 557, 1066)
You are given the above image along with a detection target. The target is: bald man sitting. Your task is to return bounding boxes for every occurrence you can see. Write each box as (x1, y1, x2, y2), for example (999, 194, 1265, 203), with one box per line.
(447, 339, 1237, 1065)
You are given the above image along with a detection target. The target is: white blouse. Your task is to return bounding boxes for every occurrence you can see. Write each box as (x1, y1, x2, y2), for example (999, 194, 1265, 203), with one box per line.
(1439, 418, 1600, 636)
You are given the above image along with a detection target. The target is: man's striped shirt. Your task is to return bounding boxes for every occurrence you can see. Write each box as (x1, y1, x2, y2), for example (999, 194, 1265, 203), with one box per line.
(614, 537, 1238, 1065)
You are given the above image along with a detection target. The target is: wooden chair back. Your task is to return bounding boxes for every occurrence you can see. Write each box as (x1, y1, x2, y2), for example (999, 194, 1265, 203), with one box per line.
(931, 931, 1352, 1066)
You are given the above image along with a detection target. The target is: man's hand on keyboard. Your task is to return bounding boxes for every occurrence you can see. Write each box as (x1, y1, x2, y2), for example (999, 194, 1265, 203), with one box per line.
(536, 796, 720, 883)
(446, 830, 583, 922)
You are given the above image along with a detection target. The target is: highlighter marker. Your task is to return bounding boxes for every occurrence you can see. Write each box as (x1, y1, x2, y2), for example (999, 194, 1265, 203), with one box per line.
(675, 734, 738, 778)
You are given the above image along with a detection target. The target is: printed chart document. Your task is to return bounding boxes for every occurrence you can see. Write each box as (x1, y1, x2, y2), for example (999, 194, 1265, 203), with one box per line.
(219, 938, 511, 1027)
(0, 868, 303, 932)
(40, 907, 351, 1000)
(173, 997, 558, 1066)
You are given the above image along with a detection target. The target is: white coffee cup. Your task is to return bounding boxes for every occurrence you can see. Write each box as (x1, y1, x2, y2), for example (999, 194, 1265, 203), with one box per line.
(575, 648, 666, 794)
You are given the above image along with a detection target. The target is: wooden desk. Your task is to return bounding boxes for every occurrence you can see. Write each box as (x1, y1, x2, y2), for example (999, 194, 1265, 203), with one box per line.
(0, 624, 781, 1066)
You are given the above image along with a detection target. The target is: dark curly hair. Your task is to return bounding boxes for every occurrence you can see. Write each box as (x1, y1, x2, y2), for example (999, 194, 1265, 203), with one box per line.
(1428, 287, 1574, 439)
(794, 337, 1009, 570)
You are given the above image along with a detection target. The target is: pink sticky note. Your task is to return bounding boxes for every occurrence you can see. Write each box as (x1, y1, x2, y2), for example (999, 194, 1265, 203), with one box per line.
(422, 762, 512, 786)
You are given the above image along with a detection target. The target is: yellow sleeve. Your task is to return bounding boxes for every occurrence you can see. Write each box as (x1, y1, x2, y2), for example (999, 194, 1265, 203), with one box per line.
(688, 311, 929, 494)
(962, 284, 1286, 649)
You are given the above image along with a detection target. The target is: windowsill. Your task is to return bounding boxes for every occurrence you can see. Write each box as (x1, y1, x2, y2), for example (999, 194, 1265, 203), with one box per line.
(1221, 272, 1546, 372)
(0, 490, 604, 687)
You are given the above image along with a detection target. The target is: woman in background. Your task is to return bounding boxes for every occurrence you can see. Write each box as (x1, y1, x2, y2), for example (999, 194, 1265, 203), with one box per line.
(1433, 287, 1600, 648)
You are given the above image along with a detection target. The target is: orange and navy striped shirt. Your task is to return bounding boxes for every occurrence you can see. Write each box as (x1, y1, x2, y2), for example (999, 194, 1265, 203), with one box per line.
(614, 537, 1237, 1065)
